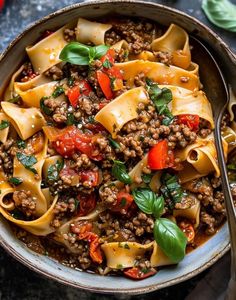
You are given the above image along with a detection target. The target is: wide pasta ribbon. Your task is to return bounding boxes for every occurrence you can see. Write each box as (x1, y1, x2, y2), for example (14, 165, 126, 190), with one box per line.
(151, 24, 191, 69)
(115, 60, 200, 91)
(76, 18, 112, 45)
(1, 102, 46, 140)
(26, 26, 68, 74)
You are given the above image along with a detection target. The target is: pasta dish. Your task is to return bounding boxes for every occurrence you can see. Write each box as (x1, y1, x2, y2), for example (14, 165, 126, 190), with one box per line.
(0, 17, 234, 280)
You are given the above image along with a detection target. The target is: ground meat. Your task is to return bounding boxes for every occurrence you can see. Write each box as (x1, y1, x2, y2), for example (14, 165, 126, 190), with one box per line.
(19, 62, 38, 82)
(44, 97, 68, 124)
(200, 211, 216, 235)
(71, 153, 92, 169)
(198, 118, 212, 138)
(63, 28, 76, 42)
(99, 185, 119, 205)
(105, 18, 160, 54)
(45, 65, 63, 80)
(51, 198, 76, 228)
(124, 212, 154, 236)
(154, 51, 173, 65)
(175, 194, 196, 210)
(13, 190, 36, 217)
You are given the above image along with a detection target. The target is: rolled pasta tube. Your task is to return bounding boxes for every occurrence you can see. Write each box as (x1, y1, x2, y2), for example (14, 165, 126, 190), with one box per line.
(151, 24, 191, 69)
(1, 102, 46, 140)
(111, 39, 129, 52)
(26, 26, 68, 74)
(0, 172, 15, 211)
(0, 112, 10, 143)
(0, 195, 58, 236)
(178, 162, 207, 183)
(101, 242, 153, 269)
(150, 242, 175, 267)
(116, 60, 200, 91)
(95, 87, 149, 137)
(76, 18, 112, 45)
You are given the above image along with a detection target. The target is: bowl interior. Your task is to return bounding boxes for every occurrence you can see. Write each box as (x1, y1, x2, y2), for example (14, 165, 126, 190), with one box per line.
(0, 0, 232, 294)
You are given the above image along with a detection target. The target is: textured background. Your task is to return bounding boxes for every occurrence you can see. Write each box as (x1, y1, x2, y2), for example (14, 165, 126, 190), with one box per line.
(0, 0, 235, 299)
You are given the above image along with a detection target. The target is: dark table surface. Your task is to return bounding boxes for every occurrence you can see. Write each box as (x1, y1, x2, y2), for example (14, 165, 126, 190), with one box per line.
(0, 1, 235, 299)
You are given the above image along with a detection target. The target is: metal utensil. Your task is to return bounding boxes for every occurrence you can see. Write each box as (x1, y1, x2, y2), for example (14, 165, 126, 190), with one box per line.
(190, 36, 236, 300)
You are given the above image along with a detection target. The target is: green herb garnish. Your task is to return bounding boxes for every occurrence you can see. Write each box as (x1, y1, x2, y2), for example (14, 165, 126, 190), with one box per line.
(47, 160, 64, 182)
(59, 42, 109, 66)
(52, 86, 64, 98)
(132, 188, 164, 219)
(154, 218, 187, 263)
(112, 160, 132, 184)
(103, 59, 112, 69)
(141, 173, 153, 184)
(108, 137, 120, 149)
(9, 177, 23, 186)
(16, 139, 26, 149)
(40, 96, 53, 116)
(66, 113, 75, 125)
(146, 79, 173, 125)
(161, 172, 186, 208)
(8, 95, 21, 103)
(0, 120, 9, 130)
(16, 152, 37, 174)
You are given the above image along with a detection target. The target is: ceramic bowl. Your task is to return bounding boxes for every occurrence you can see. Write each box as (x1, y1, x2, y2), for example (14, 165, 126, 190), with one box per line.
(0, 0, 236, 294)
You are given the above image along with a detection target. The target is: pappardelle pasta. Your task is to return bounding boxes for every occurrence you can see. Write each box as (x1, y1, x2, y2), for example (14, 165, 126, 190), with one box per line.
(1, 17, 235, 280)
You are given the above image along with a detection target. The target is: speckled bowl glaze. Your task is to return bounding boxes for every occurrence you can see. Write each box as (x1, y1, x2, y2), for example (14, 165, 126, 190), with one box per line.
(0, 0, 236, 295)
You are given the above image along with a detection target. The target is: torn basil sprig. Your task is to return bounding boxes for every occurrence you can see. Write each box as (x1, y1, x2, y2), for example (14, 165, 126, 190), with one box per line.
(47, 159, 64, 183)
(52, 86, 64, 98)
(59, 42, 109, 66)
(161, 172, 187, 209)
(146, 78, 173, 125)
(16, 152, 37, 174)
(108, 137, 120, 149)
(112, 160, 132, 184)
(132, 187, 187, 263)
(9, 177, 23, 186)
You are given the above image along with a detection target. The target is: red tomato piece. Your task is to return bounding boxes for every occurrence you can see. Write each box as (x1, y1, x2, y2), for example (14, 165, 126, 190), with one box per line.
(148, 140, 174, 170)
(96, 70, 113, 100)
(73, 222, 103, 264)
(124, 267, 157, 280)
(80, 170, 100, 187)
(177, 114, 200, 131)
(100, 48, 115, 65)
(77, 193, 97, 216)
(67, 80, 92, 108)
(51, 126, 77, 157)
(111, 191, 134, 213)
(178, 220, 195, 243)
(74, 133, 103, 161)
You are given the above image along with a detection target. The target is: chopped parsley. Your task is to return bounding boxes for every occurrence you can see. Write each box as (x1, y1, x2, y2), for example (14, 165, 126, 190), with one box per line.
(16, 152, 37, 174)
(0, 120, 9, 130)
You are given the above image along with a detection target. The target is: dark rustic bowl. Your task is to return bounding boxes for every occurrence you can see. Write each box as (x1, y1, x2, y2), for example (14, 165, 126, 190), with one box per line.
(0, 0, 235, 295)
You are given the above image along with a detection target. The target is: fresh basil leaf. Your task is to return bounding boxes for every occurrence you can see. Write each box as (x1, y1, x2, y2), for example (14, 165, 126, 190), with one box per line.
(141, 173, 153, 184)
(227, 163, 236, 171)
(93, 45, 109, 60)
(68, 77, 75, 87)
(47, 159, 64, 182)
(52, 86, 64, 98)
(202, 0, 236, 32)
(16, 152, 37, 174)
(146, 79, 173, 124)
(154, 218, 187, 263)
(132, 188, 164, 218)
(59, 42, 109, 66)
(59, 42, 91, 65)
(17, 139, 26, 149)
(0, 120, 9, 130)
(112, 160, 132, 184)
(108, 137, 120, 149)
(40, 97, 53, 116)
(9, 177, 23, 186)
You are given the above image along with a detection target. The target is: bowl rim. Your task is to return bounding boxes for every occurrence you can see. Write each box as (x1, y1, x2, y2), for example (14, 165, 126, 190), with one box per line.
(0, 0, 232, 294)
